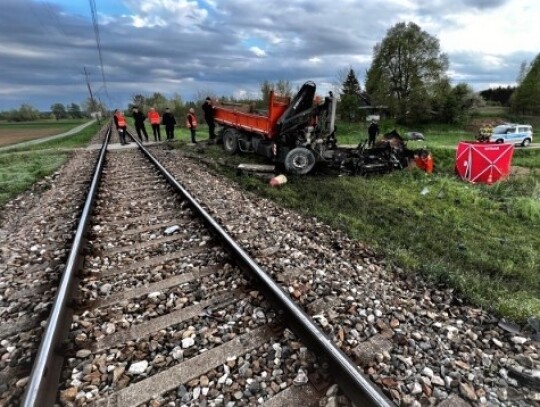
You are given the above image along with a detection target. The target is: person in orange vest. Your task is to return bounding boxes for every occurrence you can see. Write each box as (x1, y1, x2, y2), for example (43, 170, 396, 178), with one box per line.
(113, 109, 128, 145)
(147, 107, 161, 141)
(186, 107, 198, 144)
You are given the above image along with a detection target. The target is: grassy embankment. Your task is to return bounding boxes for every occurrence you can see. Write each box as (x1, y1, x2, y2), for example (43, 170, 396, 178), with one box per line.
(173, 118, 540, 322)
(0, 121, 100, 207)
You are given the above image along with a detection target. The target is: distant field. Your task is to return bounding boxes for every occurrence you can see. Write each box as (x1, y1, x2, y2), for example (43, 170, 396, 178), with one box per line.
(475, 106, 509, 116)
(0, 121, 99, 208)
(0, 119, 87, 147)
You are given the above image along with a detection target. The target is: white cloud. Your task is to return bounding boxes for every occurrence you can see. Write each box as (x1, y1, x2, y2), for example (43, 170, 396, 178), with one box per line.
(131, 15, 167, 28)
(0, 44, 48, 58)
(250, 46, 267, 57)
(481, 55, 505, 69)
(125, 0, 208, 29)
(233, 88, 261, 100)
(436, 1, 540, 55)
(309, 57, 322, 64)
(351, 55, 372, 64)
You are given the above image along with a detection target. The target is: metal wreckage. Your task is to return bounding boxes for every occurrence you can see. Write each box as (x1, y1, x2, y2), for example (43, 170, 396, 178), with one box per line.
(212, 81, 432, 176)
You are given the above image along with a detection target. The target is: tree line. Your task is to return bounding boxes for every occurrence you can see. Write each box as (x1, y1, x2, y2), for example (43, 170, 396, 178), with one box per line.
(340, 22, 485, 125)
(511, 54, 540, 115)
(0, 100, 98, 122)
(339, 21, 539, 123)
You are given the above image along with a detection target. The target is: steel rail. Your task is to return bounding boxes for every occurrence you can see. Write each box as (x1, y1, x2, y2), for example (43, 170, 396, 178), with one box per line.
(21, 125, 112, 407)
(131, 135, 394, 407)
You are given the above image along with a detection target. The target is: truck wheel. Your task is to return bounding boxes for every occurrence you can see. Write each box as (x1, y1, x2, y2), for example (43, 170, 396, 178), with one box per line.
(284, 147, 316, 175)
(223, 129, 238, 154)
(522, 138, 531, 147)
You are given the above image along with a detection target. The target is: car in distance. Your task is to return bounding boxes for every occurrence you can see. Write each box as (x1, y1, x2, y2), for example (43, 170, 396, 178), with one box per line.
(490, 124, 533, 147)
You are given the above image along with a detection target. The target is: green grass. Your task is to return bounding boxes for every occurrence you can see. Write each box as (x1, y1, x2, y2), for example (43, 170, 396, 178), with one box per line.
(126, 118, 208, 143)
(171, 124, 540, 322)
(474, 106, 510, 117)
(336, 120, 475, 149)
(0, 118, 87, 130)
(0, 152, 69, 207)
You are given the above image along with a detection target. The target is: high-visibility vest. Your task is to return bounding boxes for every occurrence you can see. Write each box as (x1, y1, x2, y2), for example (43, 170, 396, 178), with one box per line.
(148, 111, 160, 125)
(115, 113, 126, 127)
(186, 113, 197, 128)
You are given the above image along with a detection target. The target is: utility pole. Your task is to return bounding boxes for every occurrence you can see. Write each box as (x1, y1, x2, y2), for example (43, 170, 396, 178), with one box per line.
(84, 66, 100, 124)
(97, 95, 105, 120)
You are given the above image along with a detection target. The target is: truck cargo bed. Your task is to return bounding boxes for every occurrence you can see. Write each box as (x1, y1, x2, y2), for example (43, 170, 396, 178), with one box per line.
(213, 92, 289, 139)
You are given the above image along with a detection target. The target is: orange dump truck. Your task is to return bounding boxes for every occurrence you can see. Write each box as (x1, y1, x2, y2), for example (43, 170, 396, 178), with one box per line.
(213, 81, 425, 175)
(214, 92, 290, 140)
(213, 81, 337, 174)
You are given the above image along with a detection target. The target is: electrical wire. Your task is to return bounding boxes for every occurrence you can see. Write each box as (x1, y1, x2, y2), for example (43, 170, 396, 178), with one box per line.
(42, 1, 69, 38)
(88, 0, 111, 103)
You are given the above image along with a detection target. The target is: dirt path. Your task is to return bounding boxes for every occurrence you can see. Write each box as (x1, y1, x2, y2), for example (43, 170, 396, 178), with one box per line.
(0, 120, 96, 152)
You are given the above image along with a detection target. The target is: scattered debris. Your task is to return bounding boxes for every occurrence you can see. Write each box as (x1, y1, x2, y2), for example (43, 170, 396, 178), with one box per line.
(498, 319, 521, 335)
(269, 174, 287, 187)
(407, 132, 425, 141)
(164, 225, 180, 235)
(528, 317, 540, 341)
(293, 368, 309, 386)
(236, 163, 275, 175)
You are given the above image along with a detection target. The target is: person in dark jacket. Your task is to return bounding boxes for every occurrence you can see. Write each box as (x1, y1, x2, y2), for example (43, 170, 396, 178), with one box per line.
(132, 107, 149, 142)
(201, 97, 216, 141)
(161, 107, 177, 140)
(367, 120, 379, 148)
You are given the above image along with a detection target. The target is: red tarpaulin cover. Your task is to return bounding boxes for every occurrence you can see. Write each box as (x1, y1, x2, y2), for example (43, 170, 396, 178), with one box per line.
(455, 142, 514, 184)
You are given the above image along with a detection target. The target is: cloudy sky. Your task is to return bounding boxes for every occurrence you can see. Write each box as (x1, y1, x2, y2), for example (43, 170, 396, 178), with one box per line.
(0, 0, 538, 111)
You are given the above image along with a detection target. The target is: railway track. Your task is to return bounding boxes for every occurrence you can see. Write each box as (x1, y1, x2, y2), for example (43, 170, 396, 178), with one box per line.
(19, 124, 392, 406)
(0, 126, 112, 405)
(3, 121, 536, 406)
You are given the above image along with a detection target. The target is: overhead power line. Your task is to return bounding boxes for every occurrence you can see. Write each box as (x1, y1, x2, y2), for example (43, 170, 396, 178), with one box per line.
(88, 0, 110, 102)
(42, 1, 69, 38)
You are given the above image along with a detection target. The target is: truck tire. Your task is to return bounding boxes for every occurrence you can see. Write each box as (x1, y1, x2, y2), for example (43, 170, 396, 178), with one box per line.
(284, 147, 316, 175)
(222, 129, 239, 154)
(522, 138, 531, 147)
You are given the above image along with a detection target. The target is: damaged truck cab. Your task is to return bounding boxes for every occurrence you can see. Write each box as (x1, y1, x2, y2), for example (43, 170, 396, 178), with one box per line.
(214, 81, 418, 175)
(214, 81, 337, 175)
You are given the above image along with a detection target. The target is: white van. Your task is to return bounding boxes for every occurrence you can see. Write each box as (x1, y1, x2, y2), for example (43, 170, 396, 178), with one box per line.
(490, 124, 533, 147)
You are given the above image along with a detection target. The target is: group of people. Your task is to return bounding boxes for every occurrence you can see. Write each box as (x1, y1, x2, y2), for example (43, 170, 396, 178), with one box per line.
(113, 97, 217, 145)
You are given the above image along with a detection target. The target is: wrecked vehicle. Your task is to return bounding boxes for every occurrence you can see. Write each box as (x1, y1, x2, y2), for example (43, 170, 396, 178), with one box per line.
(214, 81, 430, 175)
